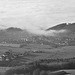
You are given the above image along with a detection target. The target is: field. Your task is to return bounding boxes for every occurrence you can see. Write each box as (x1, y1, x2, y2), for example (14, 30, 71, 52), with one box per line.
(0, 44, 75, 75)
(0, 45, 75, 59)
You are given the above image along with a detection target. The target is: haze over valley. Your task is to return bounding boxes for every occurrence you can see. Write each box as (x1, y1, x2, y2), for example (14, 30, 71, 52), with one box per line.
(0, 0, 75, 75)
(0, 23, 75, 48)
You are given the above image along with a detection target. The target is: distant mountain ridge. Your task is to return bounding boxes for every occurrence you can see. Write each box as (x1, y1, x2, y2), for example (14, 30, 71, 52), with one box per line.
(6, 27, 23, 32)
(0, 24, 75, 47)
(46, 23, 75, 32)
(0, 27, 33, 42)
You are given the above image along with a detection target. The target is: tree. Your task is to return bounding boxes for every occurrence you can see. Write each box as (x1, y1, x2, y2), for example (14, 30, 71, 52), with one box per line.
(40, 70, 48, 75)
(33, 68, 40, 75)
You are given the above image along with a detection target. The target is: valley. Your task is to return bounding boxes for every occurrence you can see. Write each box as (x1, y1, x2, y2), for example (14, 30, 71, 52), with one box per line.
(0, 23, 75, 75)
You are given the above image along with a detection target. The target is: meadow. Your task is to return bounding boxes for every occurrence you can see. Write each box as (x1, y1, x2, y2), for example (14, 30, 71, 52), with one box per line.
(0, 44, 75, 75)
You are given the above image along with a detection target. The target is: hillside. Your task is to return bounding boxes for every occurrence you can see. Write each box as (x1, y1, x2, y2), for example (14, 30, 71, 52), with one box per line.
(6, 27, 23, 32)
(0, 24, 75, 48)
(46, 23, 67, 30)
(0, 27, 33, 43)
(46, 23, 75, 32)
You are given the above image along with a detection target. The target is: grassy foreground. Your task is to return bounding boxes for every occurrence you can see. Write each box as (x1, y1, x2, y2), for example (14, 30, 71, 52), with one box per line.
(3, 57, 75, 75)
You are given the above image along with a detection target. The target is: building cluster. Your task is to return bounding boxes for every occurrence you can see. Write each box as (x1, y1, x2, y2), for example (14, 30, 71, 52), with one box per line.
(0, 50, 26, 61)
(0, 51, 13, 61)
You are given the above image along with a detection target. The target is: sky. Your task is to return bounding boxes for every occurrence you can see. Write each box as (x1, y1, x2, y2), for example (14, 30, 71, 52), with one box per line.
(0, 0, 75, 34)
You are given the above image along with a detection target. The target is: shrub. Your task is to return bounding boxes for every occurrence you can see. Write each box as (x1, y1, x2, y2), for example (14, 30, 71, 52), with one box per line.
(40, 70, 48, 75)
(33, 68, 40, 75)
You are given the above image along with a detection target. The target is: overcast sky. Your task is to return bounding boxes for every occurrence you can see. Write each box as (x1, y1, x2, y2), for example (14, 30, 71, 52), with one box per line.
(0, 0, 75, 34)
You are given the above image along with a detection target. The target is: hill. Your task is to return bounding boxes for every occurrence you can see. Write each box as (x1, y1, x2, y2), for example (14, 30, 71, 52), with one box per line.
(0, 27, 33, 43)
(46, 23, 75, 32)
(46, 23, 67, 30)
(0, 23, 75, 48)
(6, 27, 23, 32)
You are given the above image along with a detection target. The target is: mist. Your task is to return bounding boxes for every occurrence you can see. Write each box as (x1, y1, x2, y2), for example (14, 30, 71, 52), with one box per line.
(0, 0, 75, 36)
(24, 25, 67, 36)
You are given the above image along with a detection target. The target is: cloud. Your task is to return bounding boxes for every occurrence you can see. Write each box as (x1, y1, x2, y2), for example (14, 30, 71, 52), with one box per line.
(25, 25, 67, 36)
(0, 0, 75, 35)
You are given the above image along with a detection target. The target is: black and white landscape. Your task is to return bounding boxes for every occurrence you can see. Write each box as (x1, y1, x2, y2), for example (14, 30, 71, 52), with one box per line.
(0, 0, 75, 75)
(0, 23, 74, 75)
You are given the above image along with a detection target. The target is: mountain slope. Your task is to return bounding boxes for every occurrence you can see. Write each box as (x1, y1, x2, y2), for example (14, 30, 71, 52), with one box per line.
(0, 24, 75, 48)
(0, 27, 33, 43)
(46, 23, 67, 30)
(46, 23, 75, 32)
(6, 27, 23, 32)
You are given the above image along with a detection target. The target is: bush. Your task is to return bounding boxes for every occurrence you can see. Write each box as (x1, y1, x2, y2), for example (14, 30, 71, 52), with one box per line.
(4, 65, 37, 75)
(33, 68, 40, 75)
(40, 70, 48, 75)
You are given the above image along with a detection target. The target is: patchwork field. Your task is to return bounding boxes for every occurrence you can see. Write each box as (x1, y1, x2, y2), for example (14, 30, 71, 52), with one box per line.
(0, 45, 75, 59)
(0, 45, 75, 75)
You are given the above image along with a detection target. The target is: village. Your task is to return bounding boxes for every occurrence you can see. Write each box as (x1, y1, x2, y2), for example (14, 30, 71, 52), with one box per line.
(0, 49, 44, 62)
